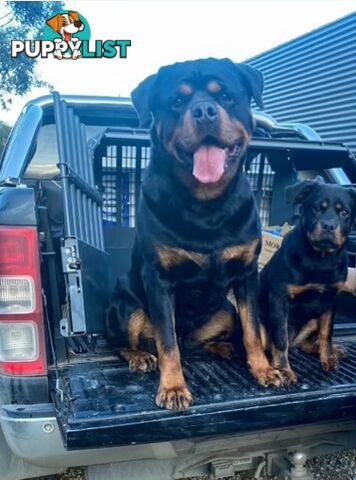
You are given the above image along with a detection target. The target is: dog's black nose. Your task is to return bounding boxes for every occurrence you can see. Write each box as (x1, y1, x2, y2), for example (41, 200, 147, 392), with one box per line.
(192, 102, 217, 124)
(74, 20, 82, 28)
(321, 220, 336, 233)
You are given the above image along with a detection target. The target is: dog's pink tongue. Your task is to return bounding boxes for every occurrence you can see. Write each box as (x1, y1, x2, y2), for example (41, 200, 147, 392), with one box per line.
(193, 145, 226, 184)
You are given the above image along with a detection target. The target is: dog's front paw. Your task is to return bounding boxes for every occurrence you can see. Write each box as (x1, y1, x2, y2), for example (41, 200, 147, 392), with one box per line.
(333, 344, 348, 359)
(156, 384, 193, 411)
(252, 366, 283, 387)
(121, 350, 158, 373)
(279, 367, 298, 385)
(321, 354, 339, 371)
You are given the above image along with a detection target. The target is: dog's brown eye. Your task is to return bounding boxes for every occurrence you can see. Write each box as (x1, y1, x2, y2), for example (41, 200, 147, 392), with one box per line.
(172, 97, 184, 110)
(313, 206, 322, 213)
(220, 91, 233, 105)
(339, 209, 349, 218)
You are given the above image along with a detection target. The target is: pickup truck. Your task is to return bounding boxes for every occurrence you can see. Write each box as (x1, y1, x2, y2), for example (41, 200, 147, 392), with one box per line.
(0, 93, 355, 480)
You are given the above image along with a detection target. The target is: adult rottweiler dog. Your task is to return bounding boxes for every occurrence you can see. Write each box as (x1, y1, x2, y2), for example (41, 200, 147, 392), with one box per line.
(260, 177, 356, 383)
(107, 58, 282, 411)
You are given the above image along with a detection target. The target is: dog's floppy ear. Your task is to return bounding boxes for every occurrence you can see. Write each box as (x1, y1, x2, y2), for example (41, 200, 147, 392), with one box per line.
(285, 176, 325, 205)
(69, 11, 80, 22)
(46, 14, 61, 32)
(131, 74, 157, 128)
(235, 63, 264, 109)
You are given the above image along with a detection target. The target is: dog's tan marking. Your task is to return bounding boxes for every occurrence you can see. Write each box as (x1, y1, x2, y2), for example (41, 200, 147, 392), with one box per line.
(334, 225, 346, 247)
(220, 239, 260, 264)
(120, 309, 157, 373)
(179, 83, 193, 96)
(218, 106, 251, 145)
(290, 318, 318, 348)
(287, 283, 326, 299)
(166, 110, 197, 163)
(237, 300, 282, 386)
(260, 324, 269, 351)
(308, 222, 324, 246)
(157, 245, 208, 270)
(299, 339, 348, 362)
(299, 338, 319, 354)
(270, 344, 297, 383)
(207, 80, 222, 93)
(155, 335, 192, 411)
(121, 349, 157, 373)
(204, 341, 236, 359)
(335, 202, 343, 211)
(318, 310, 334, 369)
(177, 109, 200, 155)
(186, 309, 234, 348)
(127, 308, 155, 347)
(321, 200, 328, 209)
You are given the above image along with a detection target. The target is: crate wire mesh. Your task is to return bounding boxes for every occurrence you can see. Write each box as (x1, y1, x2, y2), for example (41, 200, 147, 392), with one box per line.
(246, 153, 275, 227)
(98, 141, 274, 228)
(101, 141, 150, 227)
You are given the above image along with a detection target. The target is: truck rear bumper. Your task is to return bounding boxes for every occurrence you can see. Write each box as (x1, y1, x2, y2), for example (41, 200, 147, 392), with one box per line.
(0, 403, 180, 469)
(2, 403, 356, 477)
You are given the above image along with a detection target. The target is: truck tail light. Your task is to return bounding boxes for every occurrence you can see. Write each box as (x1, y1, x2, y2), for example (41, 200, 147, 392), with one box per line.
(0, 227, 47, 376)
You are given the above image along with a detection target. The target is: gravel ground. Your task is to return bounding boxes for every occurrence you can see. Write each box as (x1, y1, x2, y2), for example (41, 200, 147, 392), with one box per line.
(308, 449, 356, 480)
(30, 449, 356, 479)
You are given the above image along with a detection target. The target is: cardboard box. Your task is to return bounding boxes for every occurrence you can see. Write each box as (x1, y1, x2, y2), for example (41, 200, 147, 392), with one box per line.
(258, 223, 293, 270)
(344, 267, 356, 295)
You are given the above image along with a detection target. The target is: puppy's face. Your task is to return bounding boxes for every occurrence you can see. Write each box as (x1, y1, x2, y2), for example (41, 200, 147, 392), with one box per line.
(286, 178, 356, 253)
(46, 12, 84, 40)
(132, 58, 263, 190)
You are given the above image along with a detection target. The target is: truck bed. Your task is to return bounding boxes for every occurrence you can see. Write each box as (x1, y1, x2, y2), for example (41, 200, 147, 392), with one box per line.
(54, 341, 356, 450)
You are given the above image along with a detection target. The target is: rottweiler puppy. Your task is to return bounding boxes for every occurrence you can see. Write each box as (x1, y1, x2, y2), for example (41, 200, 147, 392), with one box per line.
(260, 177, 356, 383)
(107, 58, 282, 411)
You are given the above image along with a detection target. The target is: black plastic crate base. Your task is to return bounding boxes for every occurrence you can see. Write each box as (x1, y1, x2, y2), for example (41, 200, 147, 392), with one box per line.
(54, 342, 356, 450)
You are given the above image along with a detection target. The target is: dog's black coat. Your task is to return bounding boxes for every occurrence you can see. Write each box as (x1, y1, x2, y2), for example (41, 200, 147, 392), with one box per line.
(260, 177, 356, 381)
(107, 58, 279, 410)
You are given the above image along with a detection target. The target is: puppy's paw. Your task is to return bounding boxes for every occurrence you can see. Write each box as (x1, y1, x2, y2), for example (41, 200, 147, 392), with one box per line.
(333, 344, 348, 359)
(72, 50, 81, 60)
(121, 350, 158, 373)
(321, 354, 339, 371)
(253, 366, 283, 387)
(204, 341, 237, 359)
(279, 368, 298, 385)
(156, 385, 193, 411)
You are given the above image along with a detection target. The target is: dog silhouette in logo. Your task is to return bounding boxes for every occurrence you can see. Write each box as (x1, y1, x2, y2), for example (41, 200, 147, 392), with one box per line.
(46, 11, 84, 59)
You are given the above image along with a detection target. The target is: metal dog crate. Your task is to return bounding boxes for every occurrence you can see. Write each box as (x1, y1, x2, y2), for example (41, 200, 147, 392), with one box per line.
(92, 129, 276, 230)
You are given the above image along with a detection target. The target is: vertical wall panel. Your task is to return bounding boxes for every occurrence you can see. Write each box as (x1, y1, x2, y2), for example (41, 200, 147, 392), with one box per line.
(246, 13, 356, 152)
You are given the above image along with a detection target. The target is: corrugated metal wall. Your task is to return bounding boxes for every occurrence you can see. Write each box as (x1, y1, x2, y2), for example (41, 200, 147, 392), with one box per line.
(247, 12, 356, 152)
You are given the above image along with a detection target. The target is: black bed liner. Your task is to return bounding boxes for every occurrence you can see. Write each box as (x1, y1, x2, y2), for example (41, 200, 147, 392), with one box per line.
(54, 342, 356, 450)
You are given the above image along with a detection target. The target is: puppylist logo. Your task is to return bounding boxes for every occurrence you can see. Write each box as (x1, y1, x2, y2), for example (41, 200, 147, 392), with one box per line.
(11, 10, 131, 60)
